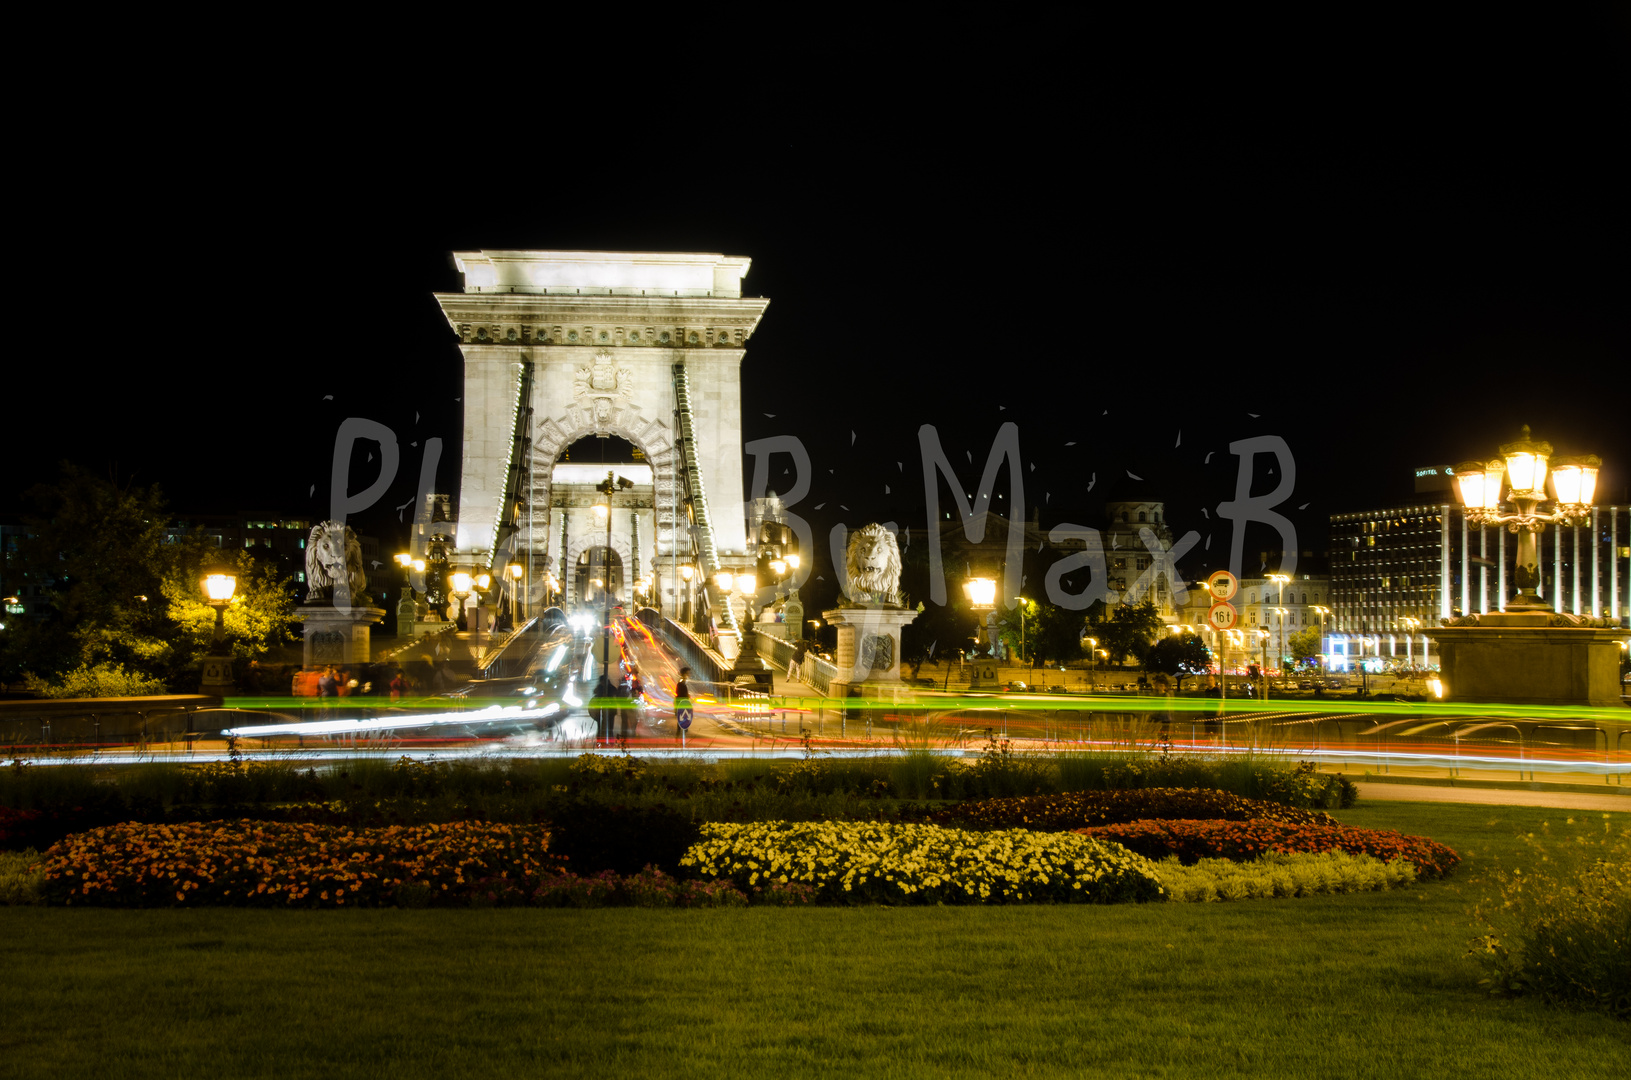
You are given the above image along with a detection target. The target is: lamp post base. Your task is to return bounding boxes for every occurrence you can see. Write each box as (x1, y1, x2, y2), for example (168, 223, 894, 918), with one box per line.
(200, 653, 235, 694)
(1428, 618, 1627, 708)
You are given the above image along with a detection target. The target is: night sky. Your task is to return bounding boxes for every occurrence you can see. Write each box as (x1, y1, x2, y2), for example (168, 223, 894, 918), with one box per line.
(9, 13, 1626, 611)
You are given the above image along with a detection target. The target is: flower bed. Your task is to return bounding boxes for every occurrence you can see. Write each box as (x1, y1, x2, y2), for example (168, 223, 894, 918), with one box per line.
(1077, 819, 1460, 878)
(38, 821, 562, 908)
(1156, 851, 1418, 902)
(935, 788, 1334, 832)
(681, 821, 1165, 905)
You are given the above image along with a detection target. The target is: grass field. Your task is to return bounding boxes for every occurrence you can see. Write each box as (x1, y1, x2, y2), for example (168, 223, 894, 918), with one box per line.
(2, 801, 1626, 1079)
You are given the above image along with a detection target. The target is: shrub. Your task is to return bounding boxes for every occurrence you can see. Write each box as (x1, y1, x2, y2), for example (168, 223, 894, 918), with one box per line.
(0, 849, 45, 905)
(1157, 850, 1417, 902)
(682, 821, 1164, 905)
(1077, 819, 1460, 878)
(543, 796, 701, 875)
(936, 788, 1334, 832)
(37, 820, 561, 908)
(23, 662, 167, 698)
(1468, 814, 1631, 1020)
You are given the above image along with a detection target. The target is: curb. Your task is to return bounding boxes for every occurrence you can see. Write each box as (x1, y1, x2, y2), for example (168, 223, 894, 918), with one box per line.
(1356, 773, 1630, 797)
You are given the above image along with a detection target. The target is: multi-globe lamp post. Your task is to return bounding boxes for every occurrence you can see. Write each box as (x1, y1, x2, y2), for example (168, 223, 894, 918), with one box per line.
(1452, 426, 1599, 612)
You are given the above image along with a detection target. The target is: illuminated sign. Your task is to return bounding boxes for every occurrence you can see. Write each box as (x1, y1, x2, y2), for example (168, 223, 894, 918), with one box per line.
(1413, 465, 1456, 494)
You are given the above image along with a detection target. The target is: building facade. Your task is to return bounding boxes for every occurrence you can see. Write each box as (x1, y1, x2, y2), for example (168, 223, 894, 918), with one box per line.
(1327, 502, 1631, 670)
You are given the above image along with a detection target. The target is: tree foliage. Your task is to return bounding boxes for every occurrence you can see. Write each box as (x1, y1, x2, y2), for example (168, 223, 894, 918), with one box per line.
(0, 464, 298, 694)
(1286, 628, 1322, 665)
(1145, 633, 1212, 691)
(1093, 600, 1164, 667)
(993, 598, 1082, 666)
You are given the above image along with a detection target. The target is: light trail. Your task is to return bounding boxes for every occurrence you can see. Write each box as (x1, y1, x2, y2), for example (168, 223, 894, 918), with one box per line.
(219, 702, 558, 737)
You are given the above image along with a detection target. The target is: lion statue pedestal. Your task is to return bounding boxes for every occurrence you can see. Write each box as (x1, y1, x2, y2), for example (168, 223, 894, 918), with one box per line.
(824, 524, 918, 709)
(299, 520, 385, 669)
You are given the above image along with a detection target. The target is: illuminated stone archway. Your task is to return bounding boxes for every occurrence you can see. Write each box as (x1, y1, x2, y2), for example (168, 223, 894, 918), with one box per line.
(435, 250, 770, 612)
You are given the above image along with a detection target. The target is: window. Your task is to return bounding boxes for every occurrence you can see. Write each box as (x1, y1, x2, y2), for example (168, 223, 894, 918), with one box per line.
(1138, 512, 1147, 523)
(1136, 557, 1150, 571)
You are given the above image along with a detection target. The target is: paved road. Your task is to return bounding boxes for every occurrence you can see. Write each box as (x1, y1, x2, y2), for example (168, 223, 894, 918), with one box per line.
(1354, 782, 1629, 811)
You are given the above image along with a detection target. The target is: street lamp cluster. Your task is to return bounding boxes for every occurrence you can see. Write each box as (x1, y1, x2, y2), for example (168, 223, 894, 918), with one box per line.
(1453, 425, 1600, 613)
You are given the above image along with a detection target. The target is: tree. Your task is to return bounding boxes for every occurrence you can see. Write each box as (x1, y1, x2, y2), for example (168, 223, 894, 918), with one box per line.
(994, 598, 1084, 667)
(1, 464, 172, 686)
(1093, 600, 1164, 668)
(1286, 628, 1322, 667)
(0, 464, 298, 694)
(159, 532, 300, 676)
(1145, 633, 1211, 692)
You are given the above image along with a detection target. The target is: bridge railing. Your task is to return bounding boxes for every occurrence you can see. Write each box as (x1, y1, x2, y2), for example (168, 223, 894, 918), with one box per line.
(474, 617, 540, 677)
(658, 616, 736, 687)
(752, 628, 837, 694)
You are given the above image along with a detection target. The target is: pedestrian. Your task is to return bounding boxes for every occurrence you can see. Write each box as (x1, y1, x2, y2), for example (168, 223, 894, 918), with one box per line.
(389, 668, 404, 702)
(789, 642, 806, 683)
(674, 666, 692, 727)
(317, 666, 337, 717)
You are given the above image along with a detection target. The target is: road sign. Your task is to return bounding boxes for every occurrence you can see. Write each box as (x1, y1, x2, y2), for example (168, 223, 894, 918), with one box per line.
(1207, 601, 1239, 631)
(1206, 570, 1239, 602)
(676, 706, 693, 730)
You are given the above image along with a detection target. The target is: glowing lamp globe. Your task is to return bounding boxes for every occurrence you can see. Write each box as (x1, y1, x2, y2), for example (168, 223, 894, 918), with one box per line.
(963, 577, 997, 609)
(451, 571, 473, 596)
(202, 566, 237, 603)
(1550, 455, 1600, 508)
(736, 573, 757, 594)
(1498, 426, 1552, 497)
(714, 572, 733, 592)
(785, 553, 801, 570)
(1453, 460, 1504, 511)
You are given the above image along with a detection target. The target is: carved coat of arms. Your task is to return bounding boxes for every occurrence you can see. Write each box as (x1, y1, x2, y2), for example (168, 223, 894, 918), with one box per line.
(573, 351, 634, 431)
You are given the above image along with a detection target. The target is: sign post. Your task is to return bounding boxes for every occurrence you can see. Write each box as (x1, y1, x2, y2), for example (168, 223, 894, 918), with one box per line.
(1205, 571, 1240, 731)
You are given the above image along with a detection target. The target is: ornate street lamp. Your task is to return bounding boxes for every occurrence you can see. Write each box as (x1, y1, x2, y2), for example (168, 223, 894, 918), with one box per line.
(450, 570, 473, 632)
(1453, 425, 1599, 612)
(200, 563, 237, 694)
(964, 576, 999, 688)
(1401, 616, 1422, 669)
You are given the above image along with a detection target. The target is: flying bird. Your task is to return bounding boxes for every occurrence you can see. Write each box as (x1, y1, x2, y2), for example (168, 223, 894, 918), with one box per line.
(1127, 470, 1144, 480)
(323, 395, 333, 401)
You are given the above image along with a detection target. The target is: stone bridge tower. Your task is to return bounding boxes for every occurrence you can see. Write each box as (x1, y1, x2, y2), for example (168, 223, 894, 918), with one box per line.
(434, 250, 769, 614)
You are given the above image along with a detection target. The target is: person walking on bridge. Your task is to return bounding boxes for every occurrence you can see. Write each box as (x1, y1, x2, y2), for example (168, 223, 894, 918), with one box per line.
(788, 642, 806, 684)
(674, 666, 693, 731)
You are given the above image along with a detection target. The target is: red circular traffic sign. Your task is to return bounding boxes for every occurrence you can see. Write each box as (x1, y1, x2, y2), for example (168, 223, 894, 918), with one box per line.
(1206, 570, 1239, 602)
(1207, 601, 1239, 631)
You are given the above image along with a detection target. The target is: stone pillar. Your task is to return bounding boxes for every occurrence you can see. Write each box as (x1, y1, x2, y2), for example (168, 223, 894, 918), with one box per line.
(302, 606, 386, 668)
(822, 606, 919, 693)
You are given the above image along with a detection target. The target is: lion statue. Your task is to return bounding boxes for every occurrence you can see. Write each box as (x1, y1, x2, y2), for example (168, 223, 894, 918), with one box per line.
(306, 520, 369, 606)
(843, 523, 903, 606)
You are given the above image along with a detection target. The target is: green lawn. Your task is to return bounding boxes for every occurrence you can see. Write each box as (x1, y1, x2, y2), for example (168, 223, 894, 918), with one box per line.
(2, 802, 1626, 1079)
